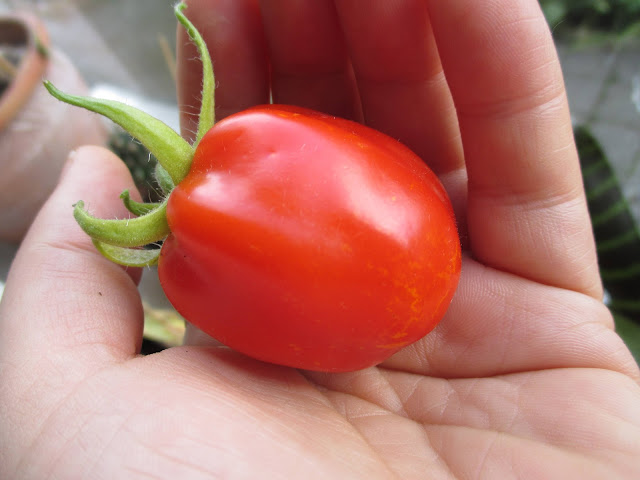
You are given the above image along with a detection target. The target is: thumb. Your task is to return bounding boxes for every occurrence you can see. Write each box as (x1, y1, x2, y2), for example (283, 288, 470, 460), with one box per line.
(0, 146, 145, 371)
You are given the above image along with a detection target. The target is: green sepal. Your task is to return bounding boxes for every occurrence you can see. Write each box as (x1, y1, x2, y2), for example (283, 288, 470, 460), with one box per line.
(120, 190, 160, 216)
(44, 81, 194, 185)
(93, 239, 161, 268)
(175, 2, 215, 146)
(73, 199, 170, 248)
(155, 163, 175, 196)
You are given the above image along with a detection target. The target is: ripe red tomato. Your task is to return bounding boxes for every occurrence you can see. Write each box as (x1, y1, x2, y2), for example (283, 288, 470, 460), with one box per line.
(158, 105, 461, 372)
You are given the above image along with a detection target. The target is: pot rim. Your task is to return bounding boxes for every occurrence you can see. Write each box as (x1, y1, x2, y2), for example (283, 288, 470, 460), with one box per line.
(0, 12, 50, 131)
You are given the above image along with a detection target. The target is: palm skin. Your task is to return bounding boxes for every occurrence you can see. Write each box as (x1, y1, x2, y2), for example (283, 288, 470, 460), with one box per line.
(1, 0, 639, 479)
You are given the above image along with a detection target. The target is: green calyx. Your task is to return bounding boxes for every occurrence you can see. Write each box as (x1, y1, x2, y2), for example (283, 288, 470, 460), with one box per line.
(120, 190, 160, 216)
(44, 2, 216, 267)
(73, 200, 169, 247)
(44, 81, 194, 185)
(175, 2, 216, 146)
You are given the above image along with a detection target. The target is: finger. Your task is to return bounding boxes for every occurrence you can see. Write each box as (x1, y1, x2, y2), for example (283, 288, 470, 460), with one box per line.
(425, 0, 601, 297)
(177, 0, 269, 140)
(380, 257, 640, 380)
(0, 146, 144, 372)
(259, 0, 361, 120)
(334, 0, 464, 175)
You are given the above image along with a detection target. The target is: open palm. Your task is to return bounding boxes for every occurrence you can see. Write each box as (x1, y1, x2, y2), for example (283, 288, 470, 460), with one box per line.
(2, 0, 639, 478)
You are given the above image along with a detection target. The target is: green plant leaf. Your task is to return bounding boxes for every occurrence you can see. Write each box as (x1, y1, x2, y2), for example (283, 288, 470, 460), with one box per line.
(143, 303, 185, 347)
(614, 313, 640, 364)
(575, 125, 640, 324)
(541, 1, 569, 26)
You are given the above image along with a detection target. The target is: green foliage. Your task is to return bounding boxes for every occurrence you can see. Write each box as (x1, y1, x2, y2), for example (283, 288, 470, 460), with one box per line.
(614, 314, 640, 364)
(108, 128, 162, 203)
(540, 0, 640, 30)
(575, 125, 640, 364)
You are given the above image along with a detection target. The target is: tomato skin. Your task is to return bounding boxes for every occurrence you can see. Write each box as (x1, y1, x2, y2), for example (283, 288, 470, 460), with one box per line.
(158, 105, 461, 372)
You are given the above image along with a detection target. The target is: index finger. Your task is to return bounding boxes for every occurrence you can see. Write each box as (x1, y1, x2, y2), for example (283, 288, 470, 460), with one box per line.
(334, 0, 464, 176)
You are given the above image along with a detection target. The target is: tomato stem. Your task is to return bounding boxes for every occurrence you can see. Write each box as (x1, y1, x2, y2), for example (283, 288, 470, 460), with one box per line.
(175, 2, 216, 147)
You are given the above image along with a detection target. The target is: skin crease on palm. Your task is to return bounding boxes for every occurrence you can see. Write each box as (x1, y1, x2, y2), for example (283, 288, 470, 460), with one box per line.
(1, 0, 639, 478)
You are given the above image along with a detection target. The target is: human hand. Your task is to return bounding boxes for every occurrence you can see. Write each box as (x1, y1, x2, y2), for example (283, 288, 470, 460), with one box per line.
(2, 1, 640, 478)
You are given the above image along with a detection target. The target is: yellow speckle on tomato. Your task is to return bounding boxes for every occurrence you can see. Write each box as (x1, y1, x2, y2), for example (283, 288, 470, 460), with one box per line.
(376, 340, 410, 350)
(391, 330, 409, 340)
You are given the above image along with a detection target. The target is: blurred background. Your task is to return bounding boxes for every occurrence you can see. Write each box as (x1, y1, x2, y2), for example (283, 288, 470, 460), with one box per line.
(3, 0, 178, 106)
(0, 0, 638, 356)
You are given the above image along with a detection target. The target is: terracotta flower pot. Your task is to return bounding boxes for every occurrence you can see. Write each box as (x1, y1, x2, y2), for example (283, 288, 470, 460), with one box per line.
(0, 12, 108, 242)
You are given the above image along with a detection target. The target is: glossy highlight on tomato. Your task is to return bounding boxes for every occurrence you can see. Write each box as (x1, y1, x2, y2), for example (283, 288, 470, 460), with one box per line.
(158, 105, 461, 372)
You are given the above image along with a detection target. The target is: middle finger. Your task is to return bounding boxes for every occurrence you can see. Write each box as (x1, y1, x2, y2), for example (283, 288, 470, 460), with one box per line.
(335, 0, 464, 175)
(260, 0, 361, 120)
